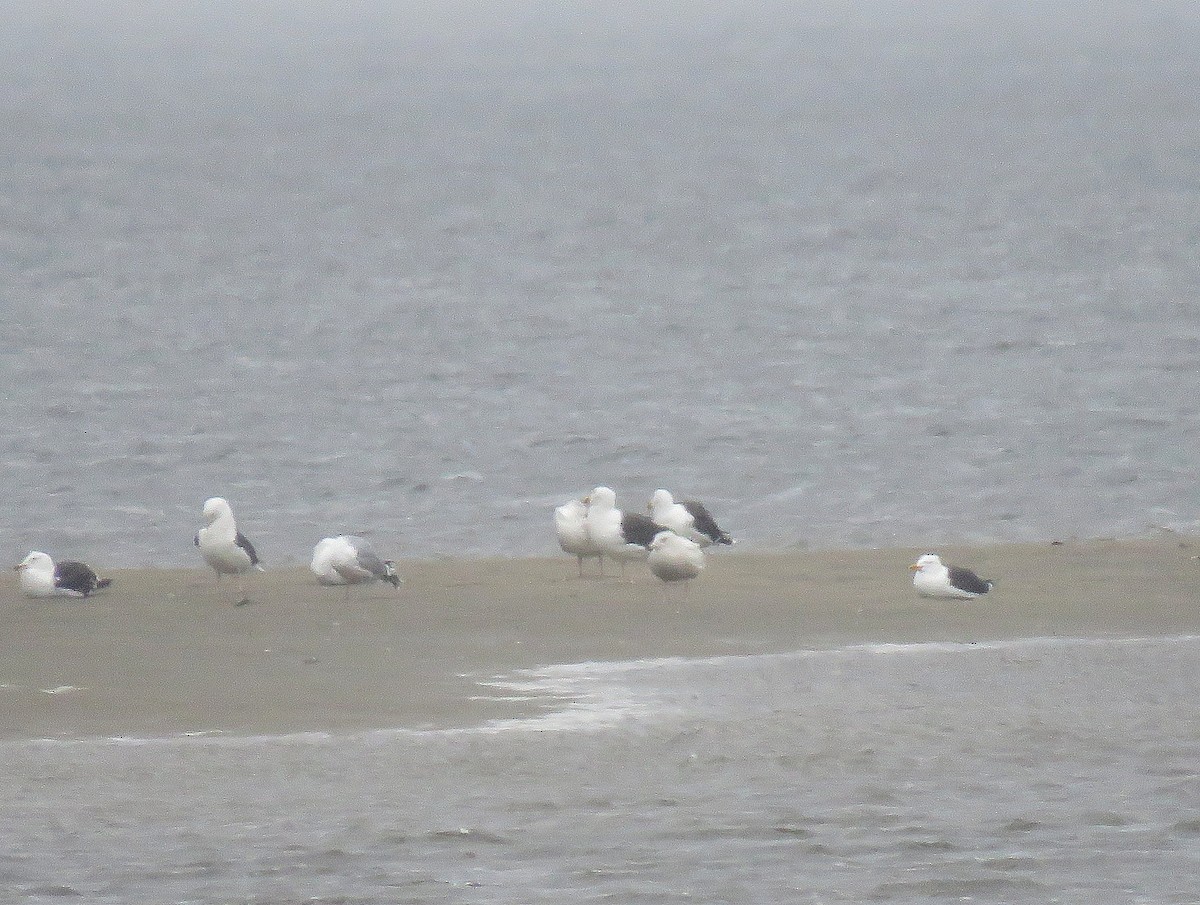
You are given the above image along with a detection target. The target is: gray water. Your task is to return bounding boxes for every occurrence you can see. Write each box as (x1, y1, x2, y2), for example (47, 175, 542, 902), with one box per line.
(3, 1, 1200, 567)
(4, 635, 1200, 903)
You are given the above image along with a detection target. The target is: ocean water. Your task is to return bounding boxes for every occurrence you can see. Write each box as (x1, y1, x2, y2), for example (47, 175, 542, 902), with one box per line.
(4, 635, 1200, 904)
(2, 1, 1200, 567)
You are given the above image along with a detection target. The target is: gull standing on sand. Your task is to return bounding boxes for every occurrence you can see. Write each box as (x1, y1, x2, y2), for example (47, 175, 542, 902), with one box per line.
(311, 535, 401, 600)
(555, 497, 605, 576)
(910, 553, 993, 599)
(195, 497, 263, 602)
(14, 551, 112, 598)
(583, 486, 658, 574)
(648, 489, 733, 547)
(647, 531, 705, 585)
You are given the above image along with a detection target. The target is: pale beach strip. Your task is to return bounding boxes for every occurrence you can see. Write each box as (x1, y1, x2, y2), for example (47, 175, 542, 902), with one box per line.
(1, 537, 1198, 741)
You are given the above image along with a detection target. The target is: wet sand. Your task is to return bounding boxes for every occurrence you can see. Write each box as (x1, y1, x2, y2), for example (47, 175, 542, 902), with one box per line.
(2, 537, 1198, 740)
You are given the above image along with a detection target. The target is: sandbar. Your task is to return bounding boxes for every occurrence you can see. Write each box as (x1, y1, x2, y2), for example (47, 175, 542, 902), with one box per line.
(1, 537, 1198, 740)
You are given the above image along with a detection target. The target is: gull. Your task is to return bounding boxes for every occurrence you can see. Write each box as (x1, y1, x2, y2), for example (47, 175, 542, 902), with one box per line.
(648, 489, 732, 547)
(647, 531, 705, 585)
(311, 535, 401, 601)
(555, 497, 605, 577)
(195, 496, 263, 604)
(910, 553, 993, 599)
(583, 486, 658, 577)
(14, 551, 112, 598)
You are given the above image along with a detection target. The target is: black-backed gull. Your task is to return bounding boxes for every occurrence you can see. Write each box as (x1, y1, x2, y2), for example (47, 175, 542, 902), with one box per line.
(583, 486, 658, 573)
(194, 497, 263, 603)
(648, 489, 732, 547)
(910, 553, 993, 599)
(14, 551, 112, 598)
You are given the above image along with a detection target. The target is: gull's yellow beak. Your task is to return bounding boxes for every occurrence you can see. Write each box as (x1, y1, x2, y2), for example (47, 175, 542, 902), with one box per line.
(908, 563, 921, 571)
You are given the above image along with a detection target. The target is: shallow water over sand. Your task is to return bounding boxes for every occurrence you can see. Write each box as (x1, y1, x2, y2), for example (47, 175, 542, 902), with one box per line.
(2, 2, 1200, 567)
(4, 635, 1200, 904)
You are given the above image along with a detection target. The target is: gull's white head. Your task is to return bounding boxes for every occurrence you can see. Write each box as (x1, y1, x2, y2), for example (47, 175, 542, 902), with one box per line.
(15, 550, 56, 596)
(910, 553, 944, 573)
(202, 497, 233, 524)
(585, 486, 616, 510)
(556, 498, 587, 517)
(555, 498, 589, 537)
(649, 530, 678, 551)
(15, 550, 53, 574)
(648, 489, 674, 514)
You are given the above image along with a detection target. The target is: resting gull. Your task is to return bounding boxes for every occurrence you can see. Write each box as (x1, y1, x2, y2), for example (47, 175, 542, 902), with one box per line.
(648, 489, 732, 547)
(311, 535, 401, 600)
(647, 530, 705, 584)
(583, 486, 658, 575)
(910, 553, 993, 599)
(194, 496, 263, 603)
(14, 551, 112, 598)
(554, 497, 605, 576)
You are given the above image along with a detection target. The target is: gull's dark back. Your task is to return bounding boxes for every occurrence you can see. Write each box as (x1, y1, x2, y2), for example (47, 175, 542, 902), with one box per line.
(55, 560, 110, 596)
(683, 500, 732, 545)
(346, 536, 399, 586)
(234, 531, 261, 566)
(948, 565, 992, 595)
(622, 512, 660, 548)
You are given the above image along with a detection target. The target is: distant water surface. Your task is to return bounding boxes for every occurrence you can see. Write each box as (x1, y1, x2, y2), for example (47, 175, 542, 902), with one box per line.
(1, 1, 1199, 565)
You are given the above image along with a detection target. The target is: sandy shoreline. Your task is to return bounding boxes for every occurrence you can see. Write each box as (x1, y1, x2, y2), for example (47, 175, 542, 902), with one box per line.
(2, 537, 1198, 741)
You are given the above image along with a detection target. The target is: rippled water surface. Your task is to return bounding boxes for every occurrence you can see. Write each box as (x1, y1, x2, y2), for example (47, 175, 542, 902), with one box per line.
(3, 1, 1199, 566)
(5, 636, 1200, 904)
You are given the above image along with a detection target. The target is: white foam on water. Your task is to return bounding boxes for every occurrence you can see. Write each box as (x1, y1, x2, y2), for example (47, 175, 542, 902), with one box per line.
(7, 634, 1198, 752)
(474, 633, 1200, 733)
(38, 685, 86, 695)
